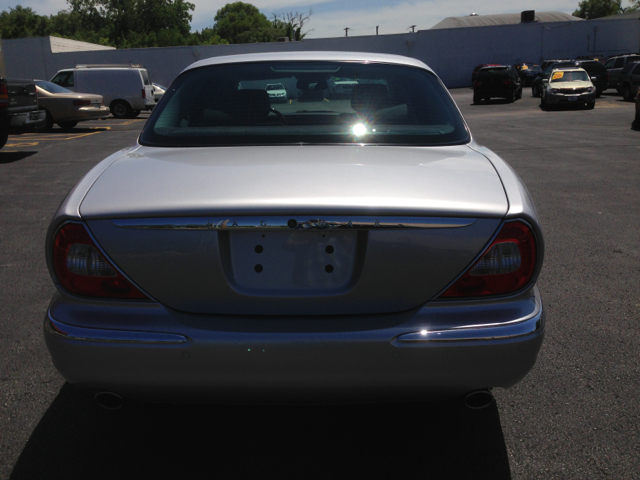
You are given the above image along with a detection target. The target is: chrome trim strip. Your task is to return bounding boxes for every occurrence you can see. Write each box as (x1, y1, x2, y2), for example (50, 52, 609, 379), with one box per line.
(397, 298, 544, 343)
(46, 315, 188, 344)
(112, 216, 476, 231)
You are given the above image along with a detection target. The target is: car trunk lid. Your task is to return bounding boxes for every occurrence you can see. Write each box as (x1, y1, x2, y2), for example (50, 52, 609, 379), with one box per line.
(82, 145, 507, 315)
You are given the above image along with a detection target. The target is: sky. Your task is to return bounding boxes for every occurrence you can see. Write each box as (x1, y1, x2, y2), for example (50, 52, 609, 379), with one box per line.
(1, 0, 596, 38)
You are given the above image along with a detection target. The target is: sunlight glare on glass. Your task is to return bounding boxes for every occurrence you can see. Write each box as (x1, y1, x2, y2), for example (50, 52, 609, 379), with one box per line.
(352, 123, 367, 136)
(420, 329, 428, 336)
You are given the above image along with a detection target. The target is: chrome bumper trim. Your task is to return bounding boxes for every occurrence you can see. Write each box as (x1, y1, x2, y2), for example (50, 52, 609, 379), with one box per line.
(112, 216, 476, 231)
(397, 297, 544, 343)
(10, 110, 46, 127)
(46, 314, 188, 344)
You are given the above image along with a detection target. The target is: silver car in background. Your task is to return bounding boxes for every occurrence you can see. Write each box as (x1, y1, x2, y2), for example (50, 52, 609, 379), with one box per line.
(44, 52, 545, 406)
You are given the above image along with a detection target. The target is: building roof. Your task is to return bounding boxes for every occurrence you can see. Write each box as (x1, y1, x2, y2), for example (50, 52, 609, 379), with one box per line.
(430, 11, 582, 29)
(597, 10, 640, 21)
(49, 36, 115, 53)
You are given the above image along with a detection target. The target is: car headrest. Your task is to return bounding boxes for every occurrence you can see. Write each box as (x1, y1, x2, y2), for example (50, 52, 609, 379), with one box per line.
(350, 84, 390, 114)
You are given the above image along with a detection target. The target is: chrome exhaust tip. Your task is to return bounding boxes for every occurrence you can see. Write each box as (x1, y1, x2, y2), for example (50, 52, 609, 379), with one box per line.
(464, 389, 494, 410)
(94, 391, 125, 410)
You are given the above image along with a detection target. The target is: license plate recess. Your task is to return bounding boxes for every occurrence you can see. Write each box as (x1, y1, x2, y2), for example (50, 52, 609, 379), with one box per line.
(225, 230, 361, 294)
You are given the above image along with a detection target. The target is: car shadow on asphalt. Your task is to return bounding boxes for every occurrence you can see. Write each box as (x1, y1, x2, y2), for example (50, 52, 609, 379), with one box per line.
(11, 383, 512, 479)
(471, 100, 513, 106)
(46, 127, 110, 133)
(0, 151, 37, 164)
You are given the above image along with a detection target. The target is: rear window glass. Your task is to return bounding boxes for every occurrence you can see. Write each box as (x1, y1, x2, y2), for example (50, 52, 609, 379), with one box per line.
(36, 80, 72, 93)
(140, 70, 151, 85)
(140, 61, 469, 147)
(477, 67, 508, 76)
(580, 62, 606, 73)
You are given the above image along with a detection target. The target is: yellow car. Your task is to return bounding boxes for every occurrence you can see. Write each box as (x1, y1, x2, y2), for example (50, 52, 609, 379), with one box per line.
(35, 80, 110, 131)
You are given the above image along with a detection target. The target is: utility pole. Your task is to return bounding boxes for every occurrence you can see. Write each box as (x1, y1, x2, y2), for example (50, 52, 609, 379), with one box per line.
(344, 27, 350, 37)
(409, 25, 417, 33)
(376, 25, 379, 35)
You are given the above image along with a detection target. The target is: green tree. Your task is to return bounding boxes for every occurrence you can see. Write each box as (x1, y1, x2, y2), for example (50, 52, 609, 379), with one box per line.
(271, 10, 312, 41)
(572, 0, 635, 19)
(63, 0, 194, 47)
(0, 6, 50, 39)
(189, 27, 229, 46)
(213, 2, 275, 44)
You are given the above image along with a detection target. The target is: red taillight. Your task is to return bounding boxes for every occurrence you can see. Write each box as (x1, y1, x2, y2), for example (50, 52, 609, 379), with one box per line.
(0, 83, 8, 107)
(439, 220, 537, 298)
(73, 99, 91, 106)
(142, 88, 146, 99)
(52, 223, 147, 299)
(474, 81, 482, 87)
(502, 79, 512, 85)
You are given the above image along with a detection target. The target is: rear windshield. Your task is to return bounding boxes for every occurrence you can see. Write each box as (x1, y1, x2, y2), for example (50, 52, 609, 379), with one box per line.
(35, 80, 72, 93)
(139, 61, 469, 147)
(580, 62, 606, 73)
(477, 67, 509, 76)
(141, 70, 151, 85)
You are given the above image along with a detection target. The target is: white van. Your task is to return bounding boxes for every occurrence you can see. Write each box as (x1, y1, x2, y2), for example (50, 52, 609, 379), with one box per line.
(50, 64, 156, 118)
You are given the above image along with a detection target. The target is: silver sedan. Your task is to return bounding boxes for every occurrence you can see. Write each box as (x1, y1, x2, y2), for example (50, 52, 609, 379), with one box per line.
(44, 52, 545, 407)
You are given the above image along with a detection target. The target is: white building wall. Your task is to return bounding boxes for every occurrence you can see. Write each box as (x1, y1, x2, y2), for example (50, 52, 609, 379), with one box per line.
(4, 18, 639, 88)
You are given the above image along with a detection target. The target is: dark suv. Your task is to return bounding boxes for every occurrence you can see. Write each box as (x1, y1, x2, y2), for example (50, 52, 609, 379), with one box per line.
(603, 54, 640, 90)
(473, 65, 522, 103)
(616, 62, 640, 101)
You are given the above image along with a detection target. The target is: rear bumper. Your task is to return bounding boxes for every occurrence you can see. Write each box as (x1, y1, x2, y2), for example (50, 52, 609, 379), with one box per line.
(9, 110, 46, 128)
(44, 287, 545, 403)
(57, 106, 110, 123)
(474, 87, 517, 99)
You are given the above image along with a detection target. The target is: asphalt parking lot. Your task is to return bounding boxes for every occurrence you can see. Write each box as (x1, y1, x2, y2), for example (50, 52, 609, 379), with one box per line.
(1, 90, 639, 479)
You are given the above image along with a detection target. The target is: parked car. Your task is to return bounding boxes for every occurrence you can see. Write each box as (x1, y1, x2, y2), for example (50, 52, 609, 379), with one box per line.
(34, 80, 109, 131)
(327, 77, 359, 98)
(539, 60, 608, 97)
(265, 83, 287, 103)
(531, 63, 566, 97)
(540, 68, 596, 110)
(603, 54, 640, 90)
(297, 79, 328, 102)
(0, 77, 46, 149)
(616, 62, 640, 101)
(152, 83, 166, 103)
(44, 51, 545, 407)
(633, 82, 640, 130)
(473, 65, 522, 103)
(50, 64, 155, 119)
(515, 63, 541, 87)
